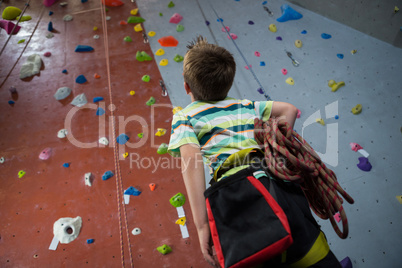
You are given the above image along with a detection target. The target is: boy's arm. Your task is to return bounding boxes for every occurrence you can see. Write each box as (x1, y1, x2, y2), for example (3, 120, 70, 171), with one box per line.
(180, 144, 218, 267)
(270, 101, 298, 129)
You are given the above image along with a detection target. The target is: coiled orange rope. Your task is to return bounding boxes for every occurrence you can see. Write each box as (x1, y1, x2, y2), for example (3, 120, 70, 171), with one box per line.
(254, 118, 354, 239)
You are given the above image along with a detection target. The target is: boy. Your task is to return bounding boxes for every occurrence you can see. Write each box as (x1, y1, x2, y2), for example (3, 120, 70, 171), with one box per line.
(168, 36, 340, 267)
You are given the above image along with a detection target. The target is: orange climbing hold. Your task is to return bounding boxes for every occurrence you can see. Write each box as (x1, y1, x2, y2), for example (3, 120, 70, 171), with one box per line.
(119, 20, 128, 25)
(158, 36, 178, 47)
(149, 183, 156, 191)
(102, 0, 124, 7)
(94, 73, 101, 79)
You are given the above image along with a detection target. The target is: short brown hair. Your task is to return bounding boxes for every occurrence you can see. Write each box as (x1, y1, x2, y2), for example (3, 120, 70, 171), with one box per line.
(183, 36, 236, 101)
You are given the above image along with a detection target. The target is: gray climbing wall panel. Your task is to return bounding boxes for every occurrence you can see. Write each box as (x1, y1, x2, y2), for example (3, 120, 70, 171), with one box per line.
(137, 0, 402, 267)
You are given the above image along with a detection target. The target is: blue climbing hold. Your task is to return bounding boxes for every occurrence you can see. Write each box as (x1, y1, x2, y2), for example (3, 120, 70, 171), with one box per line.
(337, 54, 344, 59)
(62, 69, 67, 74)
(262, 1, 267, 5)
(248, 20, 254, 25)
(321, 33, 332, 39)
(74, 45, 94, 52)
(96, 107, 105, 116)
(301, 30, 307, 34)
(124, 186, 142, 196)
(8, 100, 15, 105)
(87, 239, 94, 244)
(276, 4, 303, 22)
(48, 21, 53, 31)
(259, 61, 266, 66)
(81, 0, 88, 2)
(49, 11, 53, 16)
(93, 97, 104, 103)
(116, 134, 129, 145)
(76, 75, 87, 84)
(63, 163, 70, 168)
(335, 115, 339, 120)
(102, 171, 114, 180)
(217, 18, 223, 22)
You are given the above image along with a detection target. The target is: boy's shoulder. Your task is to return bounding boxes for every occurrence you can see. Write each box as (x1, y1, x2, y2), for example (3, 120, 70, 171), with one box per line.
(181, 97, 255, 116)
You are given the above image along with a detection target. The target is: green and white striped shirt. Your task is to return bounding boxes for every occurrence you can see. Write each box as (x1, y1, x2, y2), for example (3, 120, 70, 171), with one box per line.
(168, 97, 273, 176)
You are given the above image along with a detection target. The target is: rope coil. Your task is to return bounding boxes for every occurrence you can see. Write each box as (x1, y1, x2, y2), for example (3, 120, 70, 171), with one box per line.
(254, 118, 354, 239)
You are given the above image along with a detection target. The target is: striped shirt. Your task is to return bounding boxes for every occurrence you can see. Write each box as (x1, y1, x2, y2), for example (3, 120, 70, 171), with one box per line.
(168, 97, 273, 176)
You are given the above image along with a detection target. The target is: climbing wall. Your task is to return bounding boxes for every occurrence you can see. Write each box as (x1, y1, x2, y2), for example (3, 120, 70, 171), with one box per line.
(136, 0, 402, 268)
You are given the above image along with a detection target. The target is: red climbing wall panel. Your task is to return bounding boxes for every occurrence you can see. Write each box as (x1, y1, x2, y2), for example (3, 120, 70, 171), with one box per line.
(0, 1, 205, 267)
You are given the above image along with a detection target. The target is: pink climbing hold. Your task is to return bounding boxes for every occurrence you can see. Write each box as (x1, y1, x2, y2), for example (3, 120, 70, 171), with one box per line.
(349, 142, 363, 152)
(227, 33, 237, 40)
(169, 13, 183, 24)
(254, 51, 261, 57)
(281, 68, 288, 75)
(158, 36, 179, 47)
(0, 20, 21, 35)
(44, 52, 52, 57)
(39, 148, 52, 160)
(296, 109, 301, 118)
(334, 212, 341, 223)
(221, 26, 230, 32)
(244, 65, 252, 70)
(43, 0, 58, 7)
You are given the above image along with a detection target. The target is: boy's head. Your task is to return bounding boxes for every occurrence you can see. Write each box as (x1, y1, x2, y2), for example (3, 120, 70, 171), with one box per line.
(183, 36, 236, 101)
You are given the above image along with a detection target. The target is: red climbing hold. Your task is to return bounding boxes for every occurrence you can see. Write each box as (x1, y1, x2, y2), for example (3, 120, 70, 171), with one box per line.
(149, 183, 156, 191)
(158, 36, 178, 47)
(102, 0, 124, 7)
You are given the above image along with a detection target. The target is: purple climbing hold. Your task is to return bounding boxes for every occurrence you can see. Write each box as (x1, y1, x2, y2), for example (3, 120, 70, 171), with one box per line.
(0, 20, 21, 34)
(321, 33, 332, 39)
(276, 36, 282, 41)
(76, 75, 87, 84)
(205, 20, 210, 26)
(337, 54, 344, 59)
(301, 30, 307, 34)
(357, 157, 372, 172)
(340, 256, 353, 268)
(48, 21, 53, 31)
(257, 88, 264, 94)
(248, 20, 254, 25)
(276, 4, 303, 22)
(75, 45, 94, 52)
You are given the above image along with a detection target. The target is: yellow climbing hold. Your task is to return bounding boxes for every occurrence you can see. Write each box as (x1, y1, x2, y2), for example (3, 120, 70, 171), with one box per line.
(328, 80, 345, 92)
(351, 49, 357, 55)
(316, 118, 325, 126)
(396, 195, 402, 204)
(18, 170, 26, 178)
(159, 59, 168, 66)
(155, 128, 167, 137)
(285, 77, 294, 85)
(93, 26, 98, 31)
(175, 217, 186, 226)
(295, 40, 302, 48)
(130, 90, 136, 96)
(394, 6, 399, 13)
(351, 104, 362, 115)
(155, 49, 165, 56)
(131, 8, 138, 15)
(134, 23, 143, 32)
(148, 31, 156, 37)
(123, 152, 129, 158)
(269, 24, 277, 33)
(172, 106, 183, 115)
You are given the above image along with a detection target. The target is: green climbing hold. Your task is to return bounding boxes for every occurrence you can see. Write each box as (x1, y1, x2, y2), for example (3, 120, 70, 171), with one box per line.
(142, 75, 150, 82)
(157, 143, 168, 154)
(136, 51, 152, 61)
(169, 192, 186, 207)
(176, 24, 184, 32)
(127, 16, 145, 24)
(105, 8, 109, 12)
(16, 15, 32, 22)
(124, 36, 132, 42)
(2, 6, 22, 20)
(18, 39, 26, 44)
(168, 1, 175, 8)
(173, 54, 183, 62)
(146, 96, 156, 106)
(137, 133, 143, 138)
(157, 244, 172, 255)
(159, 12, 163, 16)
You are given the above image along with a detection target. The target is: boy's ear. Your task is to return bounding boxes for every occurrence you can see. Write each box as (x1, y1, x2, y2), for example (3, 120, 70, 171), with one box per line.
(184, 82, 191, 95)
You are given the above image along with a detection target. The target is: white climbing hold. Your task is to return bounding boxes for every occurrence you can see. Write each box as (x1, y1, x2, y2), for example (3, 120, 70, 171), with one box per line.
(132, 228, 141, 235)
(71, 93, 87, 107)
(63, 14, 73, 21)
(53, 216, 82, 244)
(99, 137, 109, 146)
(84, 172, 92, 186)
(0, 157, 4, 164)
(57, 129, 68, 138)
(20, 54, 42, 79)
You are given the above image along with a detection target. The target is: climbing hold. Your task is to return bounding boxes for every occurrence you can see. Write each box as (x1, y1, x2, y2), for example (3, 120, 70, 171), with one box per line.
(48, 21, 54, 31)
(124, 36, 132, 42)
(86, 239, 94, 244)
(175, 217, 186, 226)
(262, 1, 267, 4)
(44, 52, 52, 57)
(148, 31, 156, 37)
(18, 170, 26, 178)
(134, 23, 143, 32)
(159, 13, 163, 17)
(349, 143, 363, 152)
(285, 77, 294, 85)
(149, 183, 156, 191)
(0, 157, 4, 164)
(84, 172, 92, 186)
(159, 59, 168, 66)
(351, 49, 357, 54)
(176, 24, 184, 32)
(93, 97, 104, 103)
(142, 75, 150, 83)
(2, 7, 22, 20)
(301, 30, 307, 34)
(157, 143, 168, 154)
(321, 33, 331, 39)
(119, 20, 127, 25)
(63, 14, 73, 21)
(146, 97, 156, 106)
(357, 157, 372, 172)
(8, 100, 15, 105)
(221, 26, 230, 32)
(276, 36, 282, 41)
(316, 118, 325, 126)
(340, 257, 353, 268)
(117, 134, 129, 145)
(205, 20, 210, 26)
(18, 39, 25, 44)
(127, 16, 145, 24)
(394, 6, 399, 13)
(132, 228, 141, 235)
(228, 33, 238, 40)
(337, 54, 344, 59)
(296, 109, 301, 118)
(16, 15, 32, 22)
(102, 0, 124, 7)
(172, 106, 183, 114)
(276, 4, 303, 22)
(396, 196, 402, 204)
(334, 212, 341, 223)
(244, 65, 252, 70)
(328, 80, 345, 92)
(217, 18, 223, 22)
(102, 171, 114, 180)
(169, 13, 183, 24)
(75, 75, 87, 84)
(53, 216, 82, 244)
(71, 94, 87, 107)
(351, 104, 362, 115)
(57, 129, 68, 138)
(281, 68, 287, 75)
(335, 115, 339, 119)
(259, 61, 265, 66)
(137, 133, 143, 138)
(155, 49, 165, 56)
(20, 54, 42, 79)
(60, 2, 68, 7)
(129, 90, 135, 96)
(75, 45, 94, 52)
(93, 35, 100, 39)
(136, 51, 152, 61)
(46, 33, 54, 38)
(131, 8, 138, 15)
(124, 186, 141, 196)
(0, 20, 21, 34)
(93, 26, 98, 31)
(257, 88, 264, 94)
(169, 192, 185, 207)
(268, 23, 277, 32)
(168, 1, 175, 8)
(295, 40, 302, 48)
(248, 20, 254, 25)
(62, 69, 68, 74)
(157, 244, 172, 255)
(99, 137, 109, 146)
(155, 128, 166, 136)
(49, 11, 54, 16)
(158, 36, 179, 47)
(254, 51, 261, 57)
(96, 107, 105, 116)
(94, 73, 101, 79)
(39, 148, 52, 160)
(173, 54, 184, 62)
(63, 163, 70, 168)
(54, 87, 72, 100)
